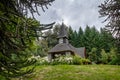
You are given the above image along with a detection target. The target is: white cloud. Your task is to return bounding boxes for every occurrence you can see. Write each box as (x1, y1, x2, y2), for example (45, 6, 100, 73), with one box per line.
(34, 0, 106, 31)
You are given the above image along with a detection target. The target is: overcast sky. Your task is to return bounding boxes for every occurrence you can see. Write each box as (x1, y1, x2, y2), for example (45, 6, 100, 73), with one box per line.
(34, 0, 106, 31)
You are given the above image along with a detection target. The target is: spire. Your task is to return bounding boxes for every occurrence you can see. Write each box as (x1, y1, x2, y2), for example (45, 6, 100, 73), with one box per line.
(58, 22, 68, 38)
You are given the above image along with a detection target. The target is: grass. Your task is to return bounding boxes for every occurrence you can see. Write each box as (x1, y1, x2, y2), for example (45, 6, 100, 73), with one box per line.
(33, 65, 120, 80)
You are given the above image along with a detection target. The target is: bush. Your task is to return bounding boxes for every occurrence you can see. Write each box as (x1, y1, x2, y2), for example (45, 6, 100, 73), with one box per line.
(81, 58, 91, 64)
(108, 48, 120, 65)
(36, 55, 91, 65)
(108, 48, 117, 61)
(72, 56, 83, 65)
(88, 48, 99, 63)
(0, 75, 6, 80)
(100, 49, 108, 64)
(35, 57, 49, 65)
(72, 56, 91, 65)
(50, 55, 73, 65)
(109, 57, 120, 65)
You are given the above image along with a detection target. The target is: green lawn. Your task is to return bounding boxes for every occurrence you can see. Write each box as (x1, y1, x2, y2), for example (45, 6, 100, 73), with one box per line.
(33, 65, 120, 80)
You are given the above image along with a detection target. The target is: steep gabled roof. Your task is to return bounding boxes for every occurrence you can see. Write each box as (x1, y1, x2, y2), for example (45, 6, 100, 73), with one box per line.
(75, 47, 86, 58)
(48, 43, 86, 58)
(48, 43, 76, 53)
(48, 22, 86, 58)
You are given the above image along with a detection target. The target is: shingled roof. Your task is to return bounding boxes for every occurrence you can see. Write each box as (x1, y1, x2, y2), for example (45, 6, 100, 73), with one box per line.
(48, 44, 86, 58)
(48, 43, 76, 53)
(48, 22, 86, 58)
(75, 47, 86, 58)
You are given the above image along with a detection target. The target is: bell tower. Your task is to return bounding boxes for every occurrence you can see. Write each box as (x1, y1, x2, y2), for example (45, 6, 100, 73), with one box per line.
(48, 22, 86, 61)
(58, 22, 68, 44)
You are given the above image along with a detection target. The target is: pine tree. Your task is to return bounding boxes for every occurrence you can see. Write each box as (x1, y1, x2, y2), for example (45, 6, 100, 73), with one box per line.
(99, 0, 120, 59)
(83, 26, 92, 55)
(68, 26, 74, 45)
(0, 0, 55, 79)
(78, 27, 84, 47)
(99, 28, 115, 52)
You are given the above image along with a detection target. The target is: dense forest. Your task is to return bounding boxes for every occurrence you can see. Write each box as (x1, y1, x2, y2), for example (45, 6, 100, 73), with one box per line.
(39, 24, 116, 64)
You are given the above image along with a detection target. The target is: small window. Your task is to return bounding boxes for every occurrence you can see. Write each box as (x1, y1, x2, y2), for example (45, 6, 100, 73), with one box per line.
(59, 38, 63, 43)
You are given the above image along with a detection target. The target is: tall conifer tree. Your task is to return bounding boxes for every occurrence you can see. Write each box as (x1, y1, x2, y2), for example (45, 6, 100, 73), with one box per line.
(0, 0, 55, 79)
(99, 0, 120, 60)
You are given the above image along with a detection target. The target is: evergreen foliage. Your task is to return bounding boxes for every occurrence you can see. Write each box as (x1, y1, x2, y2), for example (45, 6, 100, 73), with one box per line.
(42, 24, 115, 64)
(67, 25, 116, 63)
(68, 26, 114, 59)
(0, 0, 55, 79)
(88, 48, 99, 63)
(100, 49, 108, 64)
(41, 24, 60, 49)
(99, 0, 120, 63)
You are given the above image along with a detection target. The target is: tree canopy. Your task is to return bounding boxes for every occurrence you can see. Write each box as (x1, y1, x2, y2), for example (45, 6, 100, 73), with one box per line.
(0, 0, 55, 79)
(99, 0, 120, 64)
(99, 0, 120, 53)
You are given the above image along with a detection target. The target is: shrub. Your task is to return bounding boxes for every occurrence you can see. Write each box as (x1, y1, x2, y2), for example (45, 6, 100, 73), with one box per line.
(88, 48, 99, 63)
(108, 48, 117, 61)
(50, 55, 73, 65)
(81, 58, 91, 64)
(109, 57, 120, 65)
(72, 56, 83, 65)
(108, 48, 120, 65)
(0, 75, 6, 80)
(100, 49, 108, 64)
(72, 56, 91, 65)
(36, 55, 91, 65)
(35, 57, 49, 65)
